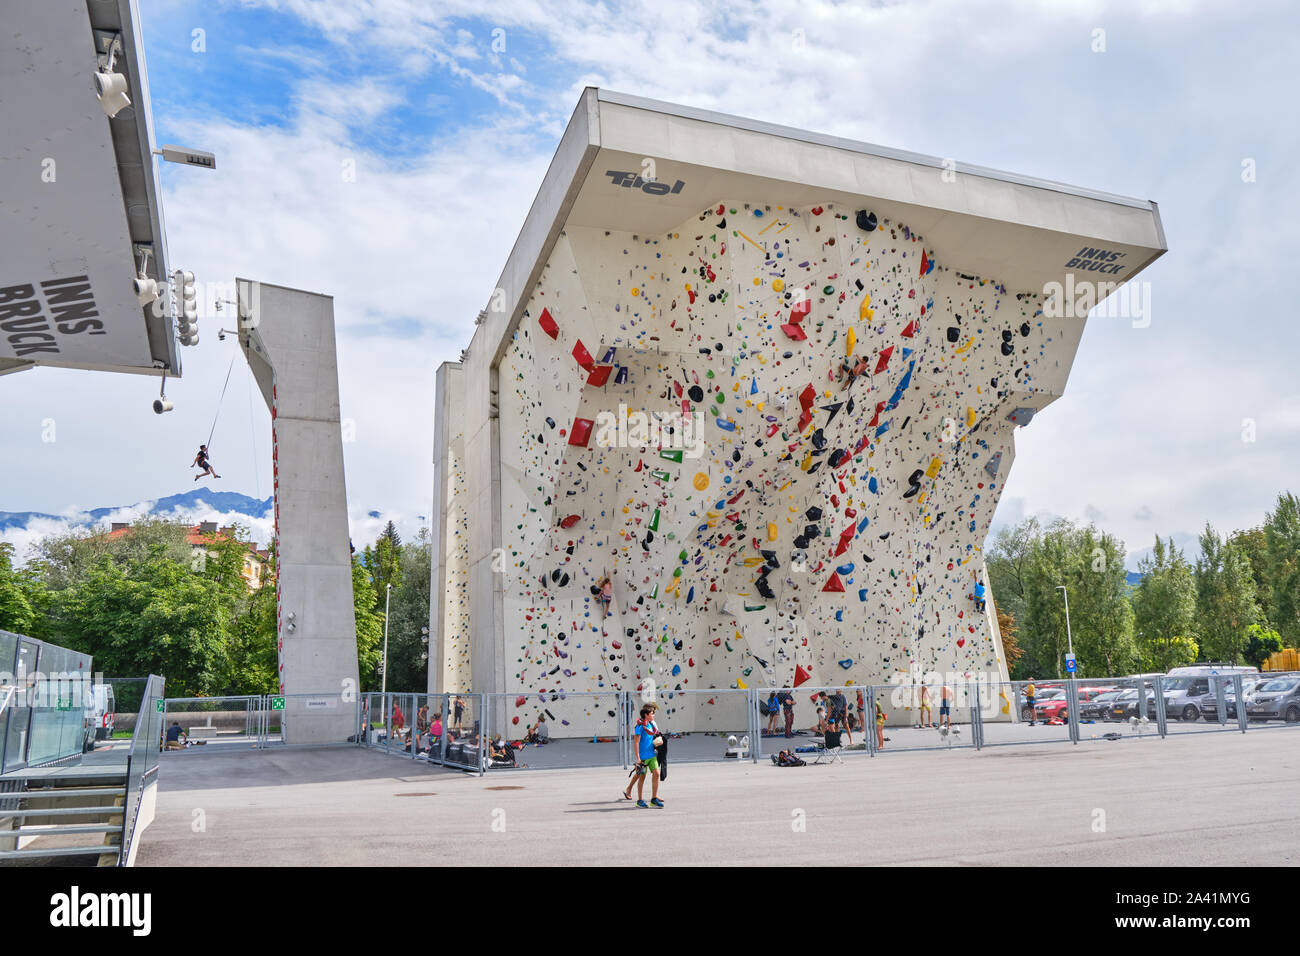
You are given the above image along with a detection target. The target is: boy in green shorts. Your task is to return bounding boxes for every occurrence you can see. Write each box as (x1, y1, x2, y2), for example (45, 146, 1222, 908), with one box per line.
(623, 703, 664, 808)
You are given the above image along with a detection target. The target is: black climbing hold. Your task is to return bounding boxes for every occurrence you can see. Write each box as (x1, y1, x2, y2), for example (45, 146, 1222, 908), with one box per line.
(946, 327, 960, 343)
(855, 210, 878, 232)
(688, 385, 705, 403)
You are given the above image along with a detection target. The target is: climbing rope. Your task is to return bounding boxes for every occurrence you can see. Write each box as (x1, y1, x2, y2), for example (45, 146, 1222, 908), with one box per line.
(206, 355, 237, 452)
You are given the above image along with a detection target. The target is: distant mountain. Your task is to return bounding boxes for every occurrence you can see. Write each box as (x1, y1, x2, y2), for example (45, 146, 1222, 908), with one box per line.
(1126, 571, 1143, 587)
(0, 489, 274, 541)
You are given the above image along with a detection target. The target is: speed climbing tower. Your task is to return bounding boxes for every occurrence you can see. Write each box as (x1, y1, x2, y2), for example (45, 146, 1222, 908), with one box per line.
(237, 278, 360, 743)
(430, 89, 1166, 728)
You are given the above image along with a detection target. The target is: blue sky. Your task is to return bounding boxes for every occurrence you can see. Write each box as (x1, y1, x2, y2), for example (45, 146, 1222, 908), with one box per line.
(3, 0, 1298, 567)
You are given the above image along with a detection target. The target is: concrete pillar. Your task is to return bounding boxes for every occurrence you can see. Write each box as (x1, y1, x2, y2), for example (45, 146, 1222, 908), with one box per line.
(236, 279, 360, 744)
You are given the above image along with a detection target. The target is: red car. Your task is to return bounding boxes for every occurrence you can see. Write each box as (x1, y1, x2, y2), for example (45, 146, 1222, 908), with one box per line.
(1034, 685, 1115, 722)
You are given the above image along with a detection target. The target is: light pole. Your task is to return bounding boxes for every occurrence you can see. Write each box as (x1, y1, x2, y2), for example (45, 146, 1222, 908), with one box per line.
(1056, 584, 1074, 660)
(381, 582, 392, 697)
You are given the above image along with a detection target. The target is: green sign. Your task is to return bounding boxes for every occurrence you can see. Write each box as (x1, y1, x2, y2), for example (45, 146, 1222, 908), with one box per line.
(156, 699, 164, 713)
(271, 696, 285, 710)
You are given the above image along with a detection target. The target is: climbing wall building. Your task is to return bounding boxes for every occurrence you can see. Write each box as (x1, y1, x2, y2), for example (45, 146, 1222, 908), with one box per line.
(430, 89, 1165, 729)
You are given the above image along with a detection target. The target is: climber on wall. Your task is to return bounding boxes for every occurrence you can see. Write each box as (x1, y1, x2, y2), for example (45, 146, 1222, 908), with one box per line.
(594, 573, 613, 618)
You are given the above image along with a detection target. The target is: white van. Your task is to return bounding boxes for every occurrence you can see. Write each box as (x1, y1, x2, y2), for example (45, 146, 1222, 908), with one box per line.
(82, 684, 116, 751)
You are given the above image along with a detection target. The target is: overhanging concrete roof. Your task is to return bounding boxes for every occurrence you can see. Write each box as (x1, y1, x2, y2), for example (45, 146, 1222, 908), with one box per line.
(472, 87, 1166, 367)
(1, 0, 178, 377)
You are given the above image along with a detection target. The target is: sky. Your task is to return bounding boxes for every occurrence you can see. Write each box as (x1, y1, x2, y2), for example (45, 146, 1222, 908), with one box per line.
(2, 0, 1298, 567)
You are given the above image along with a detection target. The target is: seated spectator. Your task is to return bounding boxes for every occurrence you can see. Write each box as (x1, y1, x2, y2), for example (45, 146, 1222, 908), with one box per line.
(524, 714, 551, 745)
(165, 721, 185, 751)
(490, 734, 516, 765)
(808, 707, 829, 735)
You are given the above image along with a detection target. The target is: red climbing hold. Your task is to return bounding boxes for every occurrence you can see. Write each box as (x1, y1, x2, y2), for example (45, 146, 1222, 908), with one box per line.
(793, 665, 811, 688)
(874, 346, 894, 375)
(537, 308, 559, 339)
(572, 340, 595, 371)
(790, 299, 811, 321)
(919, 250, 929, 276)
(559, 514, 581, 529)
(515, 696, 526, 707)
(568, 417, 595, 447)
(781, 323, 807, 341)
(822, 572, 845, 593)
(587, 365, 613, 386)
(901, 320, 917, 338)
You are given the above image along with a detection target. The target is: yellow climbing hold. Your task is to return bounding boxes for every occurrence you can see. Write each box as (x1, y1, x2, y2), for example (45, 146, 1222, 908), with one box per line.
(858, 295, 871, 320)
(768, 522, 778, 541)
(966, 407, 977, 427)
(772, 278, 785, 293)
(631, 287, 640, 296)
(693, 472, 710, 490)
(845, 326, 856, 356)
(926, 456, 943, 479)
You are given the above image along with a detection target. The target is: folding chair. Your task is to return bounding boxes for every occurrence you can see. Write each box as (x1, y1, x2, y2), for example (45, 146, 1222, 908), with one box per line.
(812, 729, 843, 764)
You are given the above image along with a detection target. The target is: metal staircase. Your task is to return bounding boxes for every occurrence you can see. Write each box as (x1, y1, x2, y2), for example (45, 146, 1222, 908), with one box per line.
(0, 766, 129, 865)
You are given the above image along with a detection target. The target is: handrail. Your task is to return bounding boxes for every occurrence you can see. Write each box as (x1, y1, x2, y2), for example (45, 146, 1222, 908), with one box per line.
(119, 674, 164, 867)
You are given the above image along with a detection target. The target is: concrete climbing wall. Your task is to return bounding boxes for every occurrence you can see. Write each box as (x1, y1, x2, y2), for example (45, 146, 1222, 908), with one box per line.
(488, 201, 1068, 732)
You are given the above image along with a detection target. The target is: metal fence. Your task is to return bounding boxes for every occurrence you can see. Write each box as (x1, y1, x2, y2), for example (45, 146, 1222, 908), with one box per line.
(153, 670, 1300, 772)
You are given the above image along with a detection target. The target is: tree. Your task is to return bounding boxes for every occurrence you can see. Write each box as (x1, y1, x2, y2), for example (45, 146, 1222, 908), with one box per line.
(383, 528, 432, 693)
(994, 600, 1026, 677)
(225, 546, 278, 695)
(353, 559, 384, 691)
(30, 518, 191, 590)
(1243, 623, 1284, 670)
(1262, 493, 1300, 645)
(1195, 523, 1260, 664)
(361, 521, 403, 611)
(51, 555, 232, 697)
(1133, 535, 1199, 671)
(986, 517, 1040, 632)
(1019, 519, 1135, 678)
(0, 542, 41, 634)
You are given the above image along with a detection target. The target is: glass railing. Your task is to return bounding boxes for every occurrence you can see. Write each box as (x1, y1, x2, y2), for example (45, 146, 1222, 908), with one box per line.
(120, 674, 165, 866)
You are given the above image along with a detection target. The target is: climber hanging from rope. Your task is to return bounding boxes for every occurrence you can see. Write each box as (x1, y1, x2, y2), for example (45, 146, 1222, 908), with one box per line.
(192, 444, 221, 481)
(193, 356, 236, 481)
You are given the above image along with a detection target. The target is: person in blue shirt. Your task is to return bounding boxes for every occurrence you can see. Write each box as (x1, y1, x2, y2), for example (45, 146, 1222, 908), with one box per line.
(974, 580, 987, 613)
(622, 703, 664, 808)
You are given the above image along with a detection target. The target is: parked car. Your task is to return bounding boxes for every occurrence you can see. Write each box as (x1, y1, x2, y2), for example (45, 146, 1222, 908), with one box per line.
(1033, 685, 1115, 722)
(1208, 677, 1263, 720)
(1080, 689, 1126, 720)
(1109, 688, 1147, 721)
(1148, 665, 1258, 722)
(1245, 676, 1300, 723)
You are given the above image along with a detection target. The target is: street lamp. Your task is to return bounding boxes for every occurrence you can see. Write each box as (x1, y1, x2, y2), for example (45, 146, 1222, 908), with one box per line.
(1056, 584, 1075, 663)
(381, 582, 392, 696)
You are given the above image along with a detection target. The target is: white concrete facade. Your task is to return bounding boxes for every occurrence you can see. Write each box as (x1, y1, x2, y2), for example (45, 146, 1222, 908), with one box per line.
(430, 89, 1166, 733)
(238, 279, 359, 744)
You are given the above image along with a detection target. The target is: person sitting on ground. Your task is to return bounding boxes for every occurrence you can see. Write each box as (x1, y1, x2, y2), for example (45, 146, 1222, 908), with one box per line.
(490, 734, 515, 764)
(165, 721, 185, 751)
(524, 714, 550, 745)
(809, 706, 829, 735)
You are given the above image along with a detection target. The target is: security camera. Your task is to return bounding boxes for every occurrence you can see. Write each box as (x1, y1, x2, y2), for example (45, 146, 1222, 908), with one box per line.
(94, 70, 131, 118)
(153, 399, 174, 414)
(218, 330, 225, 342)
(133, 276, 159, 306)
